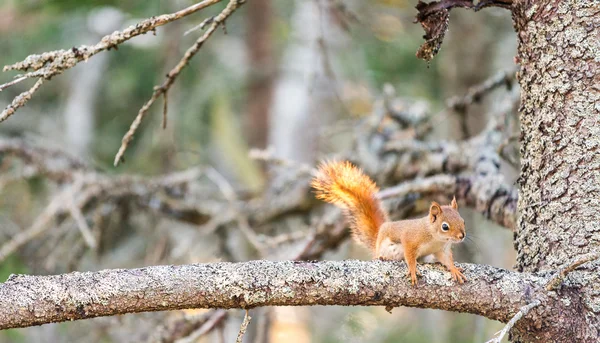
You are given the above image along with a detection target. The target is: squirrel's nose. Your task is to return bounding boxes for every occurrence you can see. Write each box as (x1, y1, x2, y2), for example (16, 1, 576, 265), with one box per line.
(458, 232, 465, 240)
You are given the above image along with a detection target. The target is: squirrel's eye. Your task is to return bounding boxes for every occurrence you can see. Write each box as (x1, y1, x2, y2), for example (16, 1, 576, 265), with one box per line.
(441, 222, 449, 232)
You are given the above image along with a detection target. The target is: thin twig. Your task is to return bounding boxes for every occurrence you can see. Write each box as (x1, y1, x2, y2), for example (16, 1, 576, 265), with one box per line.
(205, 167, 266, 253)
(545, 251, 600, 291)
(172, 310, 228, 343)
(376, 174, 456, 200)
(249, 147, 315, 174)
(114, 0, 246, 166)
(0, 75, 28, 92)
(65, 175, 97, 249)
(0, 185, 67, 262)
(485, 299, 541, 343)
(0, 78, 44, 123)
(183, 17, 215, 36)
(265, 230, 310, 248)
(446, 69, 516, 113)
(235, 310, 252, 343)
(67, 193, 98, 250)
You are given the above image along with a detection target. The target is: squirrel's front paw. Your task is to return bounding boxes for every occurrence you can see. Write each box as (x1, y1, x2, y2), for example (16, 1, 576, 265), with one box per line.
(450, 267, 466, 283)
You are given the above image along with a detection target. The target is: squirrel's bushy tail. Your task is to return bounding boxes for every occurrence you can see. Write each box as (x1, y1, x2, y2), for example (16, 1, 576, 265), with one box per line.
(311, 161, 388, 252)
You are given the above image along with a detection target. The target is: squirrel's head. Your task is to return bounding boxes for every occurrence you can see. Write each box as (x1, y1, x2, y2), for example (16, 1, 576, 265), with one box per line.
(428, 196, 465, 243)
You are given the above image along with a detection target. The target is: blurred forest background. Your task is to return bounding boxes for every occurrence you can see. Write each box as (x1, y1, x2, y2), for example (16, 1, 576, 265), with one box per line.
(0, 0, 519, 342)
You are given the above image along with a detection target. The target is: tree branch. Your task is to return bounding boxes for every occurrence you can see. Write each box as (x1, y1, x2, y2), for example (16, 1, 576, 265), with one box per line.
(114, 0, 246, 166)
(0, 0, 225, 122)
(0, 78, 44, 123)
(414, 0, 512, 61)
(0, 260, 540, 330)
(0, 137, 89, 182)
(485, 299, 541, 343)
(2, 0, 223, 77)
(446, 69, 516, 113)
(149, 309, 227, 343)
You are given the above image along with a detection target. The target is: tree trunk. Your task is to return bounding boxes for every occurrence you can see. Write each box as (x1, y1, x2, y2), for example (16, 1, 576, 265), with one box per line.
(244, 0, 273, 150)
(512, 0, 600, 341)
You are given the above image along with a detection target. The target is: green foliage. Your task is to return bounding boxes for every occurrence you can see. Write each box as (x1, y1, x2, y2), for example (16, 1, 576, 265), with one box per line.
(13, 0, 161, 16)
(0, 253, 27, 283)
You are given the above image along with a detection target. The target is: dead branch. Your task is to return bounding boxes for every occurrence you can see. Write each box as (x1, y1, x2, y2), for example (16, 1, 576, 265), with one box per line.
(0, 78, 44, 123)
(0, 1, 226, 123)
(2, 0, 222, 78)
(485, 299, 541, 343)
(545, 251, 600, 291)
(0, 184, 73, 262)
(0, 89, 517, 274)
(206, 167, 266, 254)
(0, 75, 27, 92)
(0, 260, 544, 330)
(235, 310, 251, 343)
(149, 310, 227, 343)
(414, 0, 511, 61)
(446, 69, 516, 113)
(0, 137, 89, 182)
(0, 168, 207, 264)
(114, 0, 246, 166)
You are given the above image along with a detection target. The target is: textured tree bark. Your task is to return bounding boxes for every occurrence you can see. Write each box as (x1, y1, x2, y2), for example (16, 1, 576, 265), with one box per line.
(0, 260, 549, 330)
(511, 0, 600, 341)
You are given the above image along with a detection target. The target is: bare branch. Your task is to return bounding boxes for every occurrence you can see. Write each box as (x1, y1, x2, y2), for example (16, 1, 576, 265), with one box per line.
(206, 167, 267, 254)
(114, 0, 246, 166)
(2, 0, 223, 76)
(377, 172, 517, 231)
(150, 310, 227, 343)
(0, 78, 44, 123)
(0, 0, 224, 125)
(414, 0, 511, 61)
(0, 260, 541, 330)
(0, 75, 28, 92)
(0, 137, 89, 180)
(485, 299, 541, 343)
(545, 252, 600, 291)
(446, 69, 516, 113)
(67, 193, 97, 249)
(0, 184, 72, 262)
(235, 310, 251, 343)
(0, 167, 206, 264)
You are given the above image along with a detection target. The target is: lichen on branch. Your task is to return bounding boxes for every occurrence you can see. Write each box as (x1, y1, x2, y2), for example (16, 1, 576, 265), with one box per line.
(0, 259, 540, 330)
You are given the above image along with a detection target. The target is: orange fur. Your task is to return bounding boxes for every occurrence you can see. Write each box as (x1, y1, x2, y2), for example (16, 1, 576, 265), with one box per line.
(312, 161, 467, 286)
(311, 161, 388, 251)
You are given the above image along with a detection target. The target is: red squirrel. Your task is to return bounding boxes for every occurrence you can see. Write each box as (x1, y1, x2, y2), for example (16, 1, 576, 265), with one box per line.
(311, 160, 467, 285)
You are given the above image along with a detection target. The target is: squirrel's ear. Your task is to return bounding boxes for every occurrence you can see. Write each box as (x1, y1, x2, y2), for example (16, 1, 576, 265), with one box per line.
(451, 196, 458, 210)
(429, 201, 442, 223)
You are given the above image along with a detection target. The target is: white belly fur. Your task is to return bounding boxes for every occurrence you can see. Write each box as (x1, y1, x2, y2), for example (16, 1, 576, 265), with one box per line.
(377, 237, 405, 260)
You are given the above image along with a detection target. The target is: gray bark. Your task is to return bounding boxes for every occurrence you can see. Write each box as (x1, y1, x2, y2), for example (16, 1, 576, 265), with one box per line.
(511, 0, 600, 341)
(0, 260, 548, 330)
